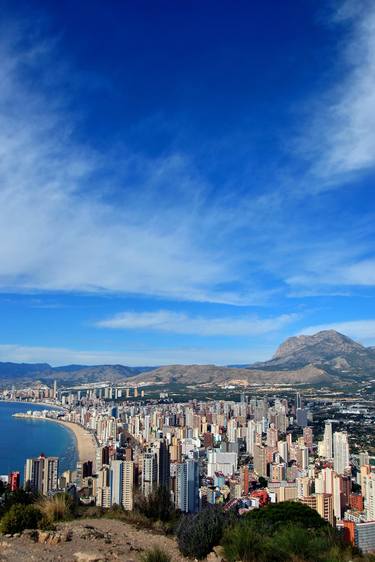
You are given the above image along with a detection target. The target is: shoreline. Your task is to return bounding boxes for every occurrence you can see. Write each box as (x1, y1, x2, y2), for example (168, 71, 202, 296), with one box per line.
(0, 399, 65, 410)
(13, 414, 96, 466)
(47, 418, 97, 466)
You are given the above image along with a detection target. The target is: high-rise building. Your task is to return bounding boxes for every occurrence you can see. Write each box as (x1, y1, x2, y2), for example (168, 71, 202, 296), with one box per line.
(277, 440, 288, 463)
(254, 444, 267, 478)
(8, 471, 20, 492)
(175, 459, 199, 513)
(246, 420, 256, 456)
(301, 494, 334, 525)
(154, 439, 170, 488)
(110, 460, 134, 511)
(296, 408, 307, 428)
(96, 465, 111, 508)
(53, 380, 57, 400)
(359, 451, 370, 467)
(142, 450, 157, 497)
(333, 431, 350, 475)
(24, 454, 59, 495)
(323, 422, 333, 459)
(296, 392, 302, 410)
(303, 427, 313, 451)
(363, 473, 375, 521)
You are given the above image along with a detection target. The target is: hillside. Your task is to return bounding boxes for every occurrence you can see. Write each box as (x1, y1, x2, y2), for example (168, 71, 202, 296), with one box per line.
(129, 363, 332, 386)
(0, 518, 187, 562)
(1, 330, 373, 388)
(249, 329, 375, 377)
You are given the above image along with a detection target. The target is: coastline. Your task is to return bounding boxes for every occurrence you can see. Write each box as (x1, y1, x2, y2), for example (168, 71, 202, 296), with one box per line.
(14, 414, 96, 466)
(0, 399, 65, 410)
(48, 418, 97, 466)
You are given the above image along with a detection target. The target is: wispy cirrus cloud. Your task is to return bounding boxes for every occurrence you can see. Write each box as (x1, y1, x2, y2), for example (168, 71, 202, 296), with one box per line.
(0, 4, 375, 313)
(0, 27, 261, 306)
(302, 0, 375, 184)
(96, 310, 299, 336)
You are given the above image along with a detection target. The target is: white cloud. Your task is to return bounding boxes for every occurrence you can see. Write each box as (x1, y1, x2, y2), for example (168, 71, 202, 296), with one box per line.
(305, 0, 375, 182)
(0, 11, 374, 311)
(0, 30, 260, 305)
(96, 310, 298, 336)
(0, 343, 273, 366)
(301, 319, 375, 346)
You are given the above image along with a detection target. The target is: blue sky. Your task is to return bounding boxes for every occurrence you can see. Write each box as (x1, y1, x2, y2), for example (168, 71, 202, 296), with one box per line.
(0, 0, 375, 366)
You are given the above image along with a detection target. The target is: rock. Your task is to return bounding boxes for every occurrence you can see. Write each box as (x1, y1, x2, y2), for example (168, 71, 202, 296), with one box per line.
(13, 532, 21, 537)
(73, 553, 105, 562)
(37, 530, 51, 544)
(206, 545, 226, 562)
(62, 528, 73, 542)
(48, 532, 62, 545)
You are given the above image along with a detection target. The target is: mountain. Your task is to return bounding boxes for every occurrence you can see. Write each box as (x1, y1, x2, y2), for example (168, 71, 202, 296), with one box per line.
(0, 362, 154, 386)
(0, 330, 373, 388)
(0, 362, 53, 379)
(128, 363, 331, 386)
(250, 329, 375, 377)
(130, 330, 375, 386)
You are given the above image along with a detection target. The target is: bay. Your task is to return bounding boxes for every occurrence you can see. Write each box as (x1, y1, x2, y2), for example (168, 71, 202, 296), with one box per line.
(0, 401, 77, 480)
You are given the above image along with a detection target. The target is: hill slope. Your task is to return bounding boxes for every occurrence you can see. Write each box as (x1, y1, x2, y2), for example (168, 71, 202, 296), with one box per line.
(0, 330, 373, 387)
(250, 330, 375, 376)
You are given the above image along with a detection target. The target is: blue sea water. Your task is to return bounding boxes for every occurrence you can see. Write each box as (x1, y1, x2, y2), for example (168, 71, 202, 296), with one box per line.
(0, 401, 78, 479)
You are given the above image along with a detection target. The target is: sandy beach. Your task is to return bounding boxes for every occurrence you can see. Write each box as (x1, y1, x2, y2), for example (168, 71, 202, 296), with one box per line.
(13, 414, 97, 466)
(51, 418, 97, 466)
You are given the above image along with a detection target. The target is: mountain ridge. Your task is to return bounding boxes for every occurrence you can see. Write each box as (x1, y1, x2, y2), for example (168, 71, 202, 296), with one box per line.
(0, 330, 374, 387)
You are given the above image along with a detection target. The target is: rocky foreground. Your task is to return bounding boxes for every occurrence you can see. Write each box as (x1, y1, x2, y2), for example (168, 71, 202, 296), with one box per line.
(0, 518, 191, 562)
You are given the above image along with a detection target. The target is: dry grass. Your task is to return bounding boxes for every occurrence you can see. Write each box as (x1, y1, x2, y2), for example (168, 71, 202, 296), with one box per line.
(37, 493, 73, 523)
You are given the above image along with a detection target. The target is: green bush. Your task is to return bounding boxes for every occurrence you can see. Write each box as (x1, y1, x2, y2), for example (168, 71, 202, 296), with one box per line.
(0, 503, 42, 534)
(176, 506, 226, 559)
(221, 503, 363, 562)
(0, 488, 35, 518)
(136, 486, 175, 523)
(244, 501, 328, 534)
(140, 546, 171, 562)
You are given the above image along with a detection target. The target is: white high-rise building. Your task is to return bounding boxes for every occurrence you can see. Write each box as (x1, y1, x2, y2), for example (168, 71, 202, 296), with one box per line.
(333, 431, 350, 475)
(278, 441, 288, 463)
(364, 473, 375, 521)
(246, 420, 256, 456)
(323, 422, 333, 459)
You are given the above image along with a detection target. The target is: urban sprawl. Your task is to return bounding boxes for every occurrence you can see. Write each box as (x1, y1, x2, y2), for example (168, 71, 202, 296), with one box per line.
(1, 381, 375, 553)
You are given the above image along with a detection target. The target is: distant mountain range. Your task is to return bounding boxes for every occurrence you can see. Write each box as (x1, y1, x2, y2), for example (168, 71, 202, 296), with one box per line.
(0, 363, 154, 386)
(1, 330, 374, 387)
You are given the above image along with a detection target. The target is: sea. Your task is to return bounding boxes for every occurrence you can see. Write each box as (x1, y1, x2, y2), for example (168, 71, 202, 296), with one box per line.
(0, 401, 78, 480)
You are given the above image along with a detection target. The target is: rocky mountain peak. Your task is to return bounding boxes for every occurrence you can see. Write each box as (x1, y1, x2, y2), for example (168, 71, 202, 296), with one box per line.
(272, 330, 363, 360)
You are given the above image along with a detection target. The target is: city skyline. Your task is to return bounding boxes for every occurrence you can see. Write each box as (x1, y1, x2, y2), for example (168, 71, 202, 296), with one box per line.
(1, 0, 375, 365)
